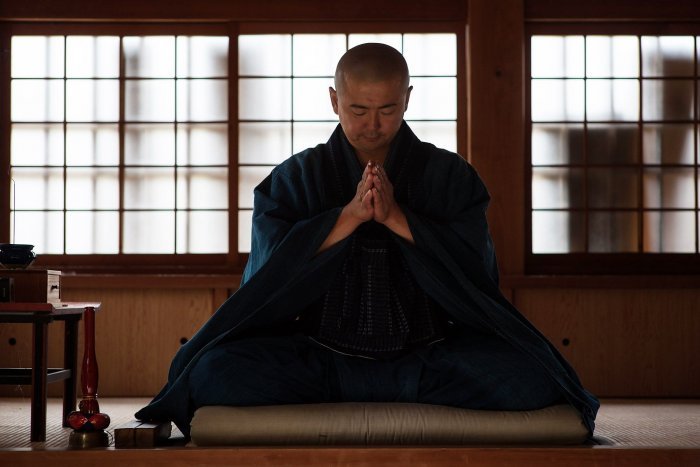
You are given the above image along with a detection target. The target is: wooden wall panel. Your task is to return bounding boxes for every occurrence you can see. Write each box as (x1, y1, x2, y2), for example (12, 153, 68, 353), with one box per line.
(515, 288, 700, 397)
(0, 319, 33, 398)
(0, 287, 215, 397)
(2, 284, 697, 398)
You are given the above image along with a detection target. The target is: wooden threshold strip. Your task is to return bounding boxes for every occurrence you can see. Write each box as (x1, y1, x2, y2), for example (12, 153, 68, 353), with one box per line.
(2, 446, 699, 467)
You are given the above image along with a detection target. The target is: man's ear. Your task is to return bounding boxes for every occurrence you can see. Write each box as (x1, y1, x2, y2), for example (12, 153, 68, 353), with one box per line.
(329, 87, 339, 115)
(404, 85, 413, 111)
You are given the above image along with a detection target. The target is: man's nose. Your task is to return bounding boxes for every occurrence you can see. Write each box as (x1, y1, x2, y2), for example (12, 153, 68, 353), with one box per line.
(368, 111, 381, 129)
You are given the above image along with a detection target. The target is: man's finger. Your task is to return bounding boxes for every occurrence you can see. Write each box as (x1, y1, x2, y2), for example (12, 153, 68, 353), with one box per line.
(362, 189, 374, 208)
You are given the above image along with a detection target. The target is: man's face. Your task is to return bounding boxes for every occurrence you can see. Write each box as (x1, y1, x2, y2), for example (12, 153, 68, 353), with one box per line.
(329, 77, 412, 161)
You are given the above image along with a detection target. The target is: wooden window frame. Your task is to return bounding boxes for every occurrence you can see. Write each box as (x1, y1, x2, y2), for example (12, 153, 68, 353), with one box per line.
(525, 21, 700, 275)
(0, 18, 467, 274)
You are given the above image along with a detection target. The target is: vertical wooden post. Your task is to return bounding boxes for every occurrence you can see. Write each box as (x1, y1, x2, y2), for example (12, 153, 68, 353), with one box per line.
(30, 320, 48, 442)
(467, 0, 526, 276)
(62, 316, 79, 427)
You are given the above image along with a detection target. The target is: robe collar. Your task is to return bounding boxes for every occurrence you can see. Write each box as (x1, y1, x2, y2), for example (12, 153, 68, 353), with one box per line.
(327, 121, 421, 208)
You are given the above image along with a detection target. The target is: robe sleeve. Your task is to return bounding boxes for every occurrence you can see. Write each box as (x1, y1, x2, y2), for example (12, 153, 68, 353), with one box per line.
(402, 153, 500, 294)
(242, 158, 343, 285)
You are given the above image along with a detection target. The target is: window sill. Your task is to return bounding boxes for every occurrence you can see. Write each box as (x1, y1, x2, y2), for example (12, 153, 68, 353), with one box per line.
(59, 272, 700, 291)
(60, 273, 243, 289)
(501, 274, 700, 289)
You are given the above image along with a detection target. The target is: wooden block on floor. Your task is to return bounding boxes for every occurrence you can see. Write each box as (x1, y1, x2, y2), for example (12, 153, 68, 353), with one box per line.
(135, 421, 172, 447)
(114, 420, 142, 448)
(114, 420, 172, 448)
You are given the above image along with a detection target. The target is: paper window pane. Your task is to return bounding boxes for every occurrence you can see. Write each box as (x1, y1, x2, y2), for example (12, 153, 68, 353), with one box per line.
(586, 79, 639, 121)
(66, 36, 120, 78)
(587, 124, 639, 164)
(531, 124, 584, 165)
(177, 123, 228, 165)
(403, 34, 456, 76)
(642, 36, 694, 77)
(177, 167, 228, 209)
(177, 211, 228, 253)
(643, 124, 694, 165)
(293, 78, 336, 120)
(239, 35, 291, 76)
(293, 35, 346, 77)
(125, 124, 175, 166)
(238, 209, 253, 253)
(239, 78, 291, 120)
(644, 211, 696, 253)
(404, 77, 456, 120)
(66, 211, 119, 254)
(124, 168, 174, 209)
(642, 80, 694, 121)
(532, 211, 585, 253)
(531, 79, 584, 121)
(588, 168, 638, 208)
(66, 79, 119, 122)
(409, 121, 457, 153)
(11, 211, 64, 254)
(177, 79, 227, 122)
(292, 122, 337, 154)
(125, 80, 175, 122)
(643, 168, 695, 209)
(66, 167, 119, 210)
(238, 166, 274, 209)
(177, 36, 228, 78)
(589, 212, 638, 252)
(123, 211, 175, 253)
(10, 167, 64, 210)
(11, 80, 64, 122)
(11, 36, 64, 78)
(348, 34, 402, 51)
(11, 124, 64, 166)
(239, 122, 291, 164)
(532, 168, 585, 209)
(531, 36, 584, 78)
(124, 36, 175, 78)
(586, 36, 639, 78)
(66, 124, 119, 166)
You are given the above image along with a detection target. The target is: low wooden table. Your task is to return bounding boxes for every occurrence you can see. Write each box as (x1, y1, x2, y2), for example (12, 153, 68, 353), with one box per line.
(0, 302, 101, 442)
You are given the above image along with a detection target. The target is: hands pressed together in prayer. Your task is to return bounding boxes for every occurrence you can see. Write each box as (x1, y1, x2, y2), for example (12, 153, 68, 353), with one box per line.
(348, 161, 396, 225)
(317, 160, 414, 253)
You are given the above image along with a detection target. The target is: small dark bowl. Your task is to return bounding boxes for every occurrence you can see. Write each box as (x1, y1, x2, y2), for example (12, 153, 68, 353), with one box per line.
(0, 243, 37, 269)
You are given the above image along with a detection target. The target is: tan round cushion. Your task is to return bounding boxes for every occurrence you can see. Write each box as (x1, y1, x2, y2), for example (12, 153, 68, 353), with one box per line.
(189, 403, 588, 446)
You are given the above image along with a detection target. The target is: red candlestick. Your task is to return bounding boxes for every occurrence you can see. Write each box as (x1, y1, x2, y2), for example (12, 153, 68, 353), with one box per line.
(78, 306, 100, 415)
(68, 304, 110, 438)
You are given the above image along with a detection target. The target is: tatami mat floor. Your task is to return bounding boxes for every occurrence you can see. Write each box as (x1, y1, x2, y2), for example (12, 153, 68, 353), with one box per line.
(0, 397, 699, 450)
(0, 397, 153, 449)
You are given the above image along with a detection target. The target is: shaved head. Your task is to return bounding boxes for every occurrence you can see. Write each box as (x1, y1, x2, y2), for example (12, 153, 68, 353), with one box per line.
(334, 43, 410, 94)
(329, 43, 413, 164)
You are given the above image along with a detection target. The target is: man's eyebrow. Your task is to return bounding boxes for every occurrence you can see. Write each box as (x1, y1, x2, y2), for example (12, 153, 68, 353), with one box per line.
(349, 103, 398, 110)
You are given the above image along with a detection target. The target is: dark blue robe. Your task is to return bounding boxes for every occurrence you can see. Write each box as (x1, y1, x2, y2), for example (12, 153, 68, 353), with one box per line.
(135, 122, 599, 438)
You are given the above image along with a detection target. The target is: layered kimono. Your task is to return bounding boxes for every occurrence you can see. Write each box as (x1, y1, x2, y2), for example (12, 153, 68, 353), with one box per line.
(135, 122, 599, 437)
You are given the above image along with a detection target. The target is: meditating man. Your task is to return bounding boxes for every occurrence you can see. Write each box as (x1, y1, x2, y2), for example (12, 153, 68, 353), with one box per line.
(136, 43, 599, 438)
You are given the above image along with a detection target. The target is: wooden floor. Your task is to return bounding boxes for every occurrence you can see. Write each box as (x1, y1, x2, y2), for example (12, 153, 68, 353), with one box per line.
(1, 398, 699, 466)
